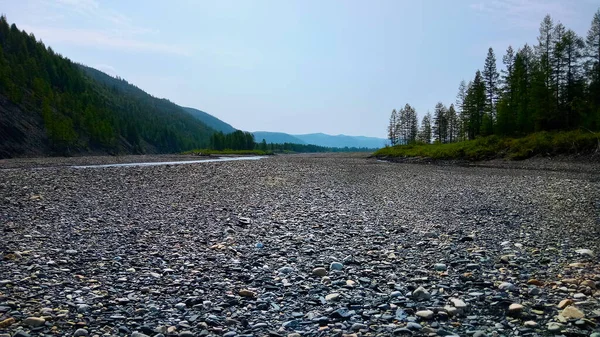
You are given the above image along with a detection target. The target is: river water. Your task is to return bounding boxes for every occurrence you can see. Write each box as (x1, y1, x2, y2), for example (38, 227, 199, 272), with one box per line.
(71, 156, 265, 168)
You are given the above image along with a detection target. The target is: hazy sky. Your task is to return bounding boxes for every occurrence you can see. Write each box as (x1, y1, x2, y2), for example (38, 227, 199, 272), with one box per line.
(1, 0, 598, 137)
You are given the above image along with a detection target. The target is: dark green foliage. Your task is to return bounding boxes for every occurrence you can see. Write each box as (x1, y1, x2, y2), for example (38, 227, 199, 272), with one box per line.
(0, 16, 214, 155)
(374, 131, 599, 161)
(455, 11, 599, 142)
(209, 131, 255, 151)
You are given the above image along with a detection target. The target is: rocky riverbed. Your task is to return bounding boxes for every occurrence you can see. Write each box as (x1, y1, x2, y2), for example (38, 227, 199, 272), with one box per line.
(1, 154, 599, 337)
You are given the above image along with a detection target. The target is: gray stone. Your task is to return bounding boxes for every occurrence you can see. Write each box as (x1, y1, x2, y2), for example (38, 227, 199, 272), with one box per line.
(412, 286, 431, 300)
(23, 317, 45, 327)
(73, 329, 89, 337)
(499, 282, 516, 291)
(415, 310, 434, 319)
(312, 267, 327, 276)
(351, 323, 368, 331)
(406, 322, 422, 330)
(329, 262, 343, 270)
(434, 263, 447, 271)
(77, 304, 91, 313)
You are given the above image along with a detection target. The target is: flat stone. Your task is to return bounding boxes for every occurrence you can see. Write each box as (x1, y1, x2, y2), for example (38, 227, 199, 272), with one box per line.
(575, 248, 595, 257)
(330, 262, 344, 270)
(581, 280, 596, 289)
(312, 267, 327, 276)
(415, 310, 434, 319)
(524, 321, 537, 327)
(558, 299, 573, 309)
(406, 322, 422, 330)
(527, 279, 544, 286)
(325, 293, 341, 302)
(73, 328, 89, 337)
(508, 303, 523, 313)
(561, 306, 585, 319)
(351, 323, 367, 331)
(499, 282, 516, 291)
(23, 317, 46, 327)
(239, 289, 257, 297)
(433, 263, 447, 271)
(547, 322, 563, 332)
(450, 298, 467, 309)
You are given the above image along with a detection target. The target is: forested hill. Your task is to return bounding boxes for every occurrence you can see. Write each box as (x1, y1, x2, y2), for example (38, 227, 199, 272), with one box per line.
(182, 107, 237, 134)
(0, 16, 216, 158)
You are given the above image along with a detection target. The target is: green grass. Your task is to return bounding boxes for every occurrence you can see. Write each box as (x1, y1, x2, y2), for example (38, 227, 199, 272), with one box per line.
(181, 149, 274, 156)
(373, 131, 600, 161)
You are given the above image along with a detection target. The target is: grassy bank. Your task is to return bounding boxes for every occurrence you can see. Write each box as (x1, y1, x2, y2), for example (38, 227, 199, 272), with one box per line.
(182, 149, 274, 156)
(373, 131, 600, 161)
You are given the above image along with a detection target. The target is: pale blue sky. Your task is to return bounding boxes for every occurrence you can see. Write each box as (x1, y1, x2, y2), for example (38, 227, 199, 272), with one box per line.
(1, 0, 598, 137)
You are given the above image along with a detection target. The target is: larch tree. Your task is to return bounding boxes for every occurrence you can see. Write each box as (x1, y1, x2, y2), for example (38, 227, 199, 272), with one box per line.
(586, 9, 600, 129)
(433, 102, 448, 143)
(456, 80, 469, 140)
(387, 109, 398, 145)
(418, 112, 432, 144)
(405, 104, 419, 143)
(447, 104, 458, 143)
(483, 47, 500, 129)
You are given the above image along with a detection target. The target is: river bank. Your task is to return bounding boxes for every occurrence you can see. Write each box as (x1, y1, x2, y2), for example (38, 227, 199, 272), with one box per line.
(1, 154, 599, 336)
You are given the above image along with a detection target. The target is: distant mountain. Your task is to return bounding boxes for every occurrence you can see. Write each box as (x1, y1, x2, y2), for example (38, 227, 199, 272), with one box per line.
(253, 131, 385, 149)
(253, 131, 306, 145)
(295, 133, 386, 149)
(183, 107, 236, 134)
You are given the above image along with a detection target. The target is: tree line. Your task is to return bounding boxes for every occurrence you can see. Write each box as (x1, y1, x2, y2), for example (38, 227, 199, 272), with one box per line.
(0, 16, 213, 155)
(388, 10, 600, 144)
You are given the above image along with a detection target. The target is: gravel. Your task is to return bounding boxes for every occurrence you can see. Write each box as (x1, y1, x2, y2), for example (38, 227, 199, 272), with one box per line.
(0, 153, 599, 337)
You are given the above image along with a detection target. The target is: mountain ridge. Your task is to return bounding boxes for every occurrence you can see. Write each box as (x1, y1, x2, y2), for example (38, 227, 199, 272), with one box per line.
(252, 131, 386, 149)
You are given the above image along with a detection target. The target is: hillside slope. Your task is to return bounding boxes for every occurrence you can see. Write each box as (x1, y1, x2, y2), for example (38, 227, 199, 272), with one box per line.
(183, 107, 236, 133)
(253, 131, 306, 144)
(0, 16, 215, 158)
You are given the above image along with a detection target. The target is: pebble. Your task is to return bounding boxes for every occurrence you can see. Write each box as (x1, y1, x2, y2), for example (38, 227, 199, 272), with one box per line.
(415, 310, 434, 319)
(330, 262, 344, 270)
(575, 248, 595, 257)
(561, 306, 585, 319)
(558, 299, 573, 309)
(498, 282, 516, 291)
(325, 293, 341, 302)
(312, 267, 327, 276)
(547, 322, 563, 332)
(508, 303, 523, 314)
(407, 322, 422, 330)
(450, 298, 467, 309)
(23, 317, 45, 327)
(239, 289, 256, 297)
(412, 286, 431, 300)
(0, 154, 599, 337)
(350, 323, 367, 331)
(434, 263, 447, 271)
